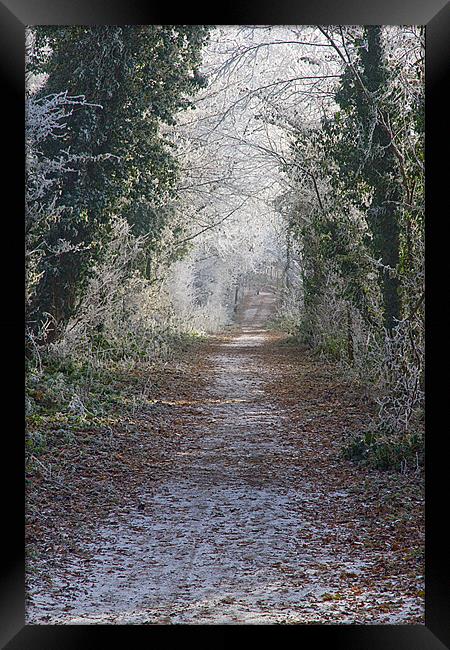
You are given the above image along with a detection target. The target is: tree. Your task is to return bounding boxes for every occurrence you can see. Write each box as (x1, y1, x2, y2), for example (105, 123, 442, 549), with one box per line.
(27, 26, 209, 340)
(320, 27, 400, 331)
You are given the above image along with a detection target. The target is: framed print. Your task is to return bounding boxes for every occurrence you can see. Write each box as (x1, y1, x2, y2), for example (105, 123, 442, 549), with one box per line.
(2, 0, 449, 647)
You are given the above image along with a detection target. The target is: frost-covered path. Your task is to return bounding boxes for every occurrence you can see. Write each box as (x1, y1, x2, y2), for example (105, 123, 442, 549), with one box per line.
(27, 290, 424, 625)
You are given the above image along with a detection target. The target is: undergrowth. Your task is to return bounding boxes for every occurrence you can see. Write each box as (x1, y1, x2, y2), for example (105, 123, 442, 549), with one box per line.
(25, 330, 205, 468)
(342, 420, 424, 472)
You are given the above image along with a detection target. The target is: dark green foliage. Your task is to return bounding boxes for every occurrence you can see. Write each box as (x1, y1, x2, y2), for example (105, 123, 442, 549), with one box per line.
(342, 423, 423, 471)
(27, 26, 209, 339)
(325, 26, 402, 331)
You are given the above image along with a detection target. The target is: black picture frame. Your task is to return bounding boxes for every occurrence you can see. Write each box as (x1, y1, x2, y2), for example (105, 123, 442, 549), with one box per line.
(2, 1, 448, 647)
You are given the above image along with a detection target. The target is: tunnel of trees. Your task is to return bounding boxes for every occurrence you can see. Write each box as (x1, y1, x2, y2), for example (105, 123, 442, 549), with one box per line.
(26, 25, 424, 473)
(24, 23, 426, 628)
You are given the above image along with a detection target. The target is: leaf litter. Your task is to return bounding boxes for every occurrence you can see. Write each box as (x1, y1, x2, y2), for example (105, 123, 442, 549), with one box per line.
(26, 291, 424, 624)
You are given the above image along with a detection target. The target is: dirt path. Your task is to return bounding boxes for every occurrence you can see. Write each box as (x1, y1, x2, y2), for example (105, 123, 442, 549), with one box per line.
(26, 290, 424, 624)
